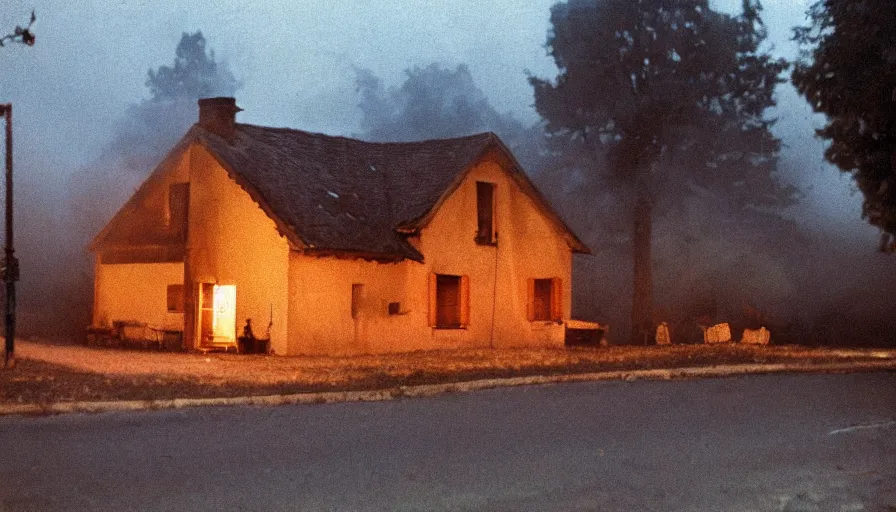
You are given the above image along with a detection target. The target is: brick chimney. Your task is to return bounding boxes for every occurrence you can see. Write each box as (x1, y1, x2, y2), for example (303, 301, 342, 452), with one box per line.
(198, 97, 242, 140)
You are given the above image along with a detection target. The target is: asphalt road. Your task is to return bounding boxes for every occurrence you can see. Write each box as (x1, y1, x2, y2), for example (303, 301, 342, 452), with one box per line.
(1, 372, 894, 511)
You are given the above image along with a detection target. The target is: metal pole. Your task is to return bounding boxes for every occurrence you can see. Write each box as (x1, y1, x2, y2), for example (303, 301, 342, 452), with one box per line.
(2, 104, 17, 369)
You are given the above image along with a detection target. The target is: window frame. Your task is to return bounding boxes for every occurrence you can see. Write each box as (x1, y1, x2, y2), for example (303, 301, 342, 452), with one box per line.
(475, 181, 496, 245)
(527, 277, 563, 323)
(428, 273, 470, 329)
(166, 284, 185, 313)
(351, 283, 364, 319)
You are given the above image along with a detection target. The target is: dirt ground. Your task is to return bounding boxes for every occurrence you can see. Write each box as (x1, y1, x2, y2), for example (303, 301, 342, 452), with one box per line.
(1, 338, 894, 405)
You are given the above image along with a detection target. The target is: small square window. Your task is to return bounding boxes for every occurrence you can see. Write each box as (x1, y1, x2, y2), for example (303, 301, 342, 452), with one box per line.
(167, 284, 184, 313)
(388, 302, 400, 315)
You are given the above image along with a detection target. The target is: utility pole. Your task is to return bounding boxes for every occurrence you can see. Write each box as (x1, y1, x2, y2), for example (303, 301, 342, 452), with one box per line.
(1, 104, 18, 369)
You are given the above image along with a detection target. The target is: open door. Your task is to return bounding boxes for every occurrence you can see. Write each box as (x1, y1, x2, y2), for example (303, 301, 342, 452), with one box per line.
(197, 283, 237, 348)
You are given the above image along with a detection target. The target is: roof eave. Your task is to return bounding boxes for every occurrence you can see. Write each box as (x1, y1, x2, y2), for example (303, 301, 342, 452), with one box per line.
(90, 130, 199, 252)
(300, 247, 421, 263)
(193, 134, 306, 252)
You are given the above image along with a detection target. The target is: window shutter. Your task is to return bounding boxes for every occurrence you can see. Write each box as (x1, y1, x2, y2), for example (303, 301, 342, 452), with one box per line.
(459, 275, 470, 327)
(550, 278, 563, 321)
(526, 278, 535, 322)
(428, 273, 437, 327)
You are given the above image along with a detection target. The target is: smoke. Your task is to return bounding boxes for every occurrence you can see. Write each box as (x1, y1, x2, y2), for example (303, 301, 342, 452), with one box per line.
(8, 28, 894, 348)
(354, 63, 527, 145)
(13, 31, 238, 338)
(358, 61, 896, 347)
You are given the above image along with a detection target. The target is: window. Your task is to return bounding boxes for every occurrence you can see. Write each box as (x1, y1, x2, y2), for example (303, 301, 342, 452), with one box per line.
(475, 181, 495, 245)
(388, 302, 401, 315)
(168, 182, 190, 233)
(527, 278, 562, 322)
(428, 273, 470, 328)
(351, 284, 363, 319)
(166, 284, 184, 313)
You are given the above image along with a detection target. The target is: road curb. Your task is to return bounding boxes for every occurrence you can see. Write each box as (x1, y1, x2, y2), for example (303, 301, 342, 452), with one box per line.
(2, 360, 895, 417)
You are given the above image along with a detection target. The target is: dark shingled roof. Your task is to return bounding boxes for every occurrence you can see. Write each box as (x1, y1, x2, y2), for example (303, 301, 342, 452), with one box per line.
(94, 122, 590, 261)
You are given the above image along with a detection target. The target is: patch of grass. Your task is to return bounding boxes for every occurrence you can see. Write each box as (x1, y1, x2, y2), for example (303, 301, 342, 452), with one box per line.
(1, 343, 892, 406)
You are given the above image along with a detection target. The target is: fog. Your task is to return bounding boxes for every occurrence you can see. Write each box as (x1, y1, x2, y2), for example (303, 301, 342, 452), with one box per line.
(0, 0, 892, 344)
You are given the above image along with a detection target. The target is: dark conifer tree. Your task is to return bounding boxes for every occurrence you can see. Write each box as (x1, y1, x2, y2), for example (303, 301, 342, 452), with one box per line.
(792, 0, 896, 251)
(530, 0, 794, 343)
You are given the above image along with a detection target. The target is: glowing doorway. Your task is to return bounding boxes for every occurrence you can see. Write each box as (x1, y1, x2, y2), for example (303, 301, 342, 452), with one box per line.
(199, 283, 236, 345)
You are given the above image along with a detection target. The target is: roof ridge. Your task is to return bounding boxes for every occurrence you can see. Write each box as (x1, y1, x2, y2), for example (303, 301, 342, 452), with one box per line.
(234, 122, 495, 148)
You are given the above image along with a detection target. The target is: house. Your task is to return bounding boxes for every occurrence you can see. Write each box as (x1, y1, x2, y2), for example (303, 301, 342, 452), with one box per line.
(91, 97, 591, 355)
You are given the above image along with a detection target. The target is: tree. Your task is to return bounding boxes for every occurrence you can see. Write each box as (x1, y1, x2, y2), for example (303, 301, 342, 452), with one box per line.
(146, 31, 238, 102)
(355, 63, 525, 144)
(792, 0, 896, 252)
(530, 0, 794, 344)
(106, 31, 239, 172)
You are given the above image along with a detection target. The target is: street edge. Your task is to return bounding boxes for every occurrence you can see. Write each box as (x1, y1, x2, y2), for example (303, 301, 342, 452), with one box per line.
(2, 360, 895, 417)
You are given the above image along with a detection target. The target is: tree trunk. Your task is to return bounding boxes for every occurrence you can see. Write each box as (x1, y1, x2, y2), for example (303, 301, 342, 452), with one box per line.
(630, 193, 653, 345)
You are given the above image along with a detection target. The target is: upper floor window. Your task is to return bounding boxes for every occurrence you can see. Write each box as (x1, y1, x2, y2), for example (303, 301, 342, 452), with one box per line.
(167, 182, 190, 234)
(475, 181, 496, 245)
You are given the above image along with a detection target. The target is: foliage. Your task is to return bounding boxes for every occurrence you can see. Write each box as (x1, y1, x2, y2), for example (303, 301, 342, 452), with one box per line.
(792, 0, 896, 250)
(107, 31, 240, 170)
(0, 10, 35, 47)
(531, 0, 792, 207)
(145, 31, 238, 102)
(355, 63, 525, 144)
(530, 0, 794, 343)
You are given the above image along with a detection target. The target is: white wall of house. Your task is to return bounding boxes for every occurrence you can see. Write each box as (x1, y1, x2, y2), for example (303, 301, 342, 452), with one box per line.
(287, 254, 419, 354)
(94, 143, 574, 355)
(416, 157, 571, 349)
(92, 149, 191, 334)
(186, 145, 291, 354)
(93, 261, 184, 330)
(284, 156, 572, 355)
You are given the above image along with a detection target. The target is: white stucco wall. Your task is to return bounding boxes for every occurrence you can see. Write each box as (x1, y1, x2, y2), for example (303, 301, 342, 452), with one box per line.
(285, 156, 572, 355)
(417, 157, 571, 349)
(92, 149, 191, 333)
(95, 142, 575, 355)
(93, 262, 185, 330)
(186, 145, 291, 354)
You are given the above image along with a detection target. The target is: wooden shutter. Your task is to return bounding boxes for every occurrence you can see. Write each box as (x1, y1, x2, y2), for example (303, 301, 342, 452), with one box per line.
(526, 278, 535, 321)
(428, 273, 438, 327)
(459, 275, 470, 327)
(550, 278, 563, 321)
